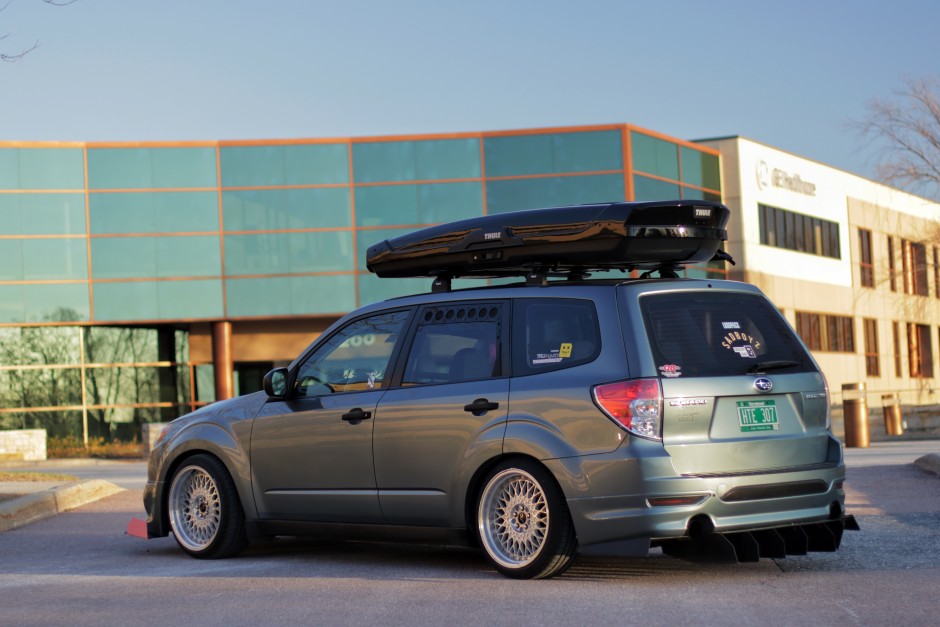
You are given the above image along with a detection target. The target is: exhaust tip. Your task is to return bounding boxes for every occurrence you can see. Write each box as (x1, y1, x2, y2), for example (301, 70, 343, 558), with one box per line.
(829, 502, 843, 519)
(687, 514, 715, 538)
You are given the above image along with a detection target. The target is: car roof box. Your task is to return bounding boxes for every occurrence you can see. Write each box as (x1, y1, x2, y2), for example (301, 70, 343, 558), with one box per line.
(366, 200, 730, 280)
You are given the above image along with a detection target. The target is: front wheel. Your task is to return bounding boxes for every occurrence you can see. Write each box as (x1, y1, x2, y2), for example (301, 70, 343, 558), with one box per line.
(167, 454, 247, 559)
(476, 459, 577, 579)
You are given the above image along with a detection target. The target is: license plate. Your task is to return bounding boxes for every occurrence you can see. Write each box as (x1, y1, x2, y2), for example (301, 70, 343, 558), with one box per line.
(737, 400, 779, 432)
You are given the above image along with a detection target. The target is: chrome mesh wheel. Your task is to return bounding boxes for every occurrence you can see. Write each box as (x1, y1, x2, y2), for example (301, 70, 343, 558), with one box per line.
(478, 468, 550, 569)
(169, 464, 222, 552)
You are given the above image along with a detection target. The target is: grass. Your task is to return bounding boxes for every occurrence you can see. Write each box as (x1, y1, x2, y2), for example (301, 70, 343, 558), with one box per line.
(0, 471, 78, 482)
(48, 436, 144, 460)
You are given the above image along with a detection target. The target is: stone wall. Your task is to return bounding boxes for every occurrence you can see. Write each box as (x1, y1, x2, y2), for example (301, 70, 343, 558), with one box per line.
(0, 429, 47, 461)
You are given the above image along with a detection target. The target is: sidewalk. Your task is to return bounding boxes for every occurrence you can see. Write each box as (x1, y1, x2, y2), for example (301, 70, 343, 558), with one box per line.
(0, 459, 142, 533)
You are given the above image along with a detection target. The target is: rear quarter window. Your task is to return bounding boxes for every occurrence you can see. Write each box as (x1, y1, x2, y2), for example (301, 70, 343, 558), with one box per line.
(512, 298, 600, 376)
(641, 291, 813, 377)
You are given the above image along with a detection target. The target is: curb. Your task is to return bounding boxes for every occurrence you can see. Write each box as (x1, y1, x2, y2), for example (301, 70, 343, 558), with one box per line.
(913, 454, 940, 478)
(0, 458, 144, 469)
(0, 479, 125, 533)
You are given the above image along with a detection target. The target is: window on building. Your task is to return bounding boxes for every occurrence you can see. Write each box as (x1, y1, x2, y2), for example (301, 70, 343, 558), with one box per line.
(907, 322, 934, 378)
(902, 240, 929, 296)
(795, 312, 854, 353)
(934, 246, 939, 299)
(887, 236, 897, 292)
(858, 228, 874, 288)
(759, 204, 840, 259)
(863, 318, 879, 377)
(893, 321, 902, 377)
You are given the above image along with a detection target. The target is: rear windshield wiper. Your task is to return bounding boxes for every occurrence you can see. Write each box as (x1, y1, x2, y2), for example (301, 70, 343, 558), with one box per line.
(746, 360, 801, 374)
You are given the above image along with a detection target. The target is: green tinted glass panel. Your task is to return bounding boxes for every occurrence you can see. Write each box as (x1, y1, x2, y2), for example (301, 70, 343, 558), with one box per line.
(22, 239, 87, 280)
(414, 138, 481, 180)
(220, 143, 348, 187)
(0, 326, 82, 365)
(352, 141, 415, 183)
(90, 191, 218, 234)
(21, 284, 89, 322)
(631, 132, 680, 180)
(484, 134, 553, 176)
(92, 281, 158, 321)
(88, 147, 216, 189)
(356, 226, 414, 271)
(0, 148, 84, 190)
(222, 187, 351, 231)
(226, 275, 356, 317)
(357, 274, 427, 306)
(0, 193, 86, 235)
(91, 238, 157, 278)
(681, 186, 706, 200)
(154, 236, 221, 278)
(633, 175, 681, 201)
(224, 231, 353, 275)
(486, 174, 624, 214)
(680, 146, 721, 190)
(0, 240, 23, 280)
(355, 182, 483, 227)
(0, 285, 22, 321)
(484, 131, 622, 177)
(157, 280, 223, 319)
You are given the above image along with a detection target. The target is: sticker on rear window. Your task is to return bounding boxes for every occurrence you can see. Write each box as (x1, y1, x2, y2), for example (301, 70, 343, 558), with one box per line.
(721, 331, 762, 355)
(559, 343, 572, 358)
(658, 364, 682, 378)
(737, 400, 779, 432)
(532, 350, 562, 364)
(732, 344, 757, 358)
(722, 321, 741, 329)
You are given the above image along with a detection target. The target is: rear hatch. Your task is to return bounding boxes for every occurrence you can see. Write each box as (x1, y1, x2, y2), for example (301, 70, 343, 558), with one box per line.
(639, 289, 830, 476)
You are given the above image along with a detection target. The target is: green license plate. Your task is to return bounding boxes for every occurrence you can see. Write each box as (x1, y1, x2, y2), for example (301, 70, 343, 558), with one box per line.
(737, 400, 779, 432)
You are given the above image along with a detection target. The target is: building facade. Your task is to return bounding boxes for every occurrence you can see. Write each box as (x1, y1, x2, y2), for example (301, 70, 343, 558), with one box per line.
(0, 125, 722, 441)
(701, 136, 940, 408)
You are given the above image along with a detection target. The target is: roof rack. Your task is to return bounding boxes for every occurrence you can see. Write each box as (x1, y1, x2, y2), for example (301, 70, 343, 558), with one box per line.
(366, 200, 735, 291)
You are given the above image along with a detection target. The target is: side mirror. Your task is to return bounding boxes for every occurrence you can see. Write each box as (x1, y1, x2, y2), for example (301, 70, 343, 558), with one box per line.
(263, 368, 289, 399)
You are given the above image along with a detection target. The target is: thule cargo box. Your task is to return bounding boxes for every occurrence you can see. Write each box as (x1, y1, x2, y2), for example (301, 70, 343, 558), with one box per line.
(366, 200, 730, 279)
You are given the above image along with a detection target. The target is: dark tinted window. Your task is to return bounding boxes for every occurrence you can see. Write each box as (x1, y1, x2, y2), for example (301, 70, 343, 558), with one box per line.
(641, 292, 812, 377)
(402, 303, 503, 385)
(512, 299, 600, 375)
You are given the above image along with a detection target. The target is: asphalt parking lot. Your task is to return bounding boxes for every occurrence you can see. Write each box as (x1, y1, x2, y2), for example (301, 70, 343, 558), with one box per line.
(1, 441, 938, 626)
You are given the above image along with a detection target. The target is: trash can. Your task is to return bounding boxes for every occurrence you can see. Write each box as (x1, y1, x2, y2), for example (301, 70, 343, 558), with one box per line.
(881, 393, 904, 436)
(842, 383, 870, 448)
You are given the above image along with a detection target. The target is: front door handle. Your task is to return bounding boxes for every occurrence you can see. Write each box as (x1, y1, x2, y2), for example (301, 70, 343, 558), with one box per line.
(464, 398, 499, 416)
(341, 408, 372, 423)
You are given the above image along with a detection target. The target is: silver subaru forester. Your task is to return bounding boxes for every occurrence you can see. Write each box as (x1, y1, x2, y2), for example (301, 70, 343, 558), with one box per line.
(141, 200, 857, 579)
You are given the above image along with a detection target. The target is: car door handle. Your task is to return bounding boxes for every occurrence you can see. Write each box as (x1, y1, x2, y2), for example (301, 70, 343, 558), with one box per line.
(464, 398, 499, 416)
(341, 408, 372, 423)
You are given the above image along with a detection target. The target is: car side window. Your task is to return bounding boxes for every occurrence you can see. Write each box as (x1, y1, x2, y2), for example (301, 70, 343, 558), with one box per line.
(402, 303, 503, 385)
(294, 309, 410, 396)
(512, 298, 600, 375)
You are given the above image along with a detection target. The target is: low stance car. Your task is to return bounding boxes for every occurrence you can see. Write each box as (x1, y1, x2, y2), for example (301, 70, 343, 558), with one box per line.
(140, 200, 857, 579)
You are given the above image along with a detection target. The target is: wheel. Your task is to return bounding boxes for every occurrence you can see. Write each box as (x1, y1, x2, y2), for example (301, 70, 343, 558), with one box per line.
(476, 459, 578, 579)
(167, 454, 247, 559)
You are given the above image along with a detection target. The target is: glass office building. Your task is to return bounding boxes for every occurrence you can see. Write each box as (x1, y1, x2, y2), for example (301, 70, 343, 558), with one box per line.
(0, 124, 721, 440)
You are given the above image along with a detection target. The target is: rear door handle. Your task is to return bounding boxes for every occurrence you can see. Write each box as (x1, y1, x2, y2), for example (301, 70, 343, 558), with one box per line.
(464, 398, 499, 416)
(341, 408, 372, 423)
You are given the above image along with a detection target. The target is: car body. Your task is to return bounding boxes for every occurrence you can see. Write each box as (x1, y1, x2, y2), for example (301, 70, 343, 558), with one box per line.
(143, 201, 856, 578)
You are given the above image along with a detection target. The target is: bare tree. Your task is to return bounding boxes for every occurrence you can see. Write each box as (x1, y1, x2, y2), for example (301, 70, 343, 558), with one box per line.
(1, 0, 76, 62)
(854, 76, 940, 201)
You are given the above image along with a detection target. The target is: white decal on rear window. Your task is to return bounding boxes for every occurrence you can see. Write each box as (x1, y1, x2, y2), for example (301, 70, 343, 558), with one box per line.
(722, 321, 741, 329)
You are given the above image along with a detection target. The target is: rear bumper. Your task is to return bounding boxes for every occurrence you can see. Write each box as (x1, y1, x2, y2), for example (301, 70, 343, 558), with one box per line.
(549, 435, 849, 547)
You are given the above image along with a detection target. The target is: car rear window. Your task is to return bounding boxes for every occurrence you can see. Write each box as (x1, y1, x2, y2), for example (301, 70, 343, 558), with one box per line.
(640, 291, 813, 377)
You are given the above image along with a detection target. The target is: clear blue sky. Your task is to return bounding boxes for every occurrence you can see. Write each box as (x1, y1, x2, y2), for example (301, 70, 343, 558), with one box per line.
(2, 0, 938, 182)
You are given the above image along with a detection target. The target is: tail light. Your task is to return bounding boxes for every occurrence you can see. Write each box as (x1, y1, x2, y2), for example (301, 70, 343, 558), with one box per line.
(592, 378, 663, 440)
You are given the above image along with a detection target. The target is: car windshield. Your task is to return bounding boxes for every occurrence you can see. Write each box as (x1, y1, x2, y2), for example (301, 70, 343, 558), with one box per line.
(640, 291, 813, 377)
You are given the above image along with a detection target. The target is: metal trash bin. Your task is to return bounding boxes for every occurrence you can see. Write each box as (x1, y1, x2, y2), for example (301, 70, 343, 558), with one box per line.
(881, 393, 904, 436)
(842, 383, 870, 448)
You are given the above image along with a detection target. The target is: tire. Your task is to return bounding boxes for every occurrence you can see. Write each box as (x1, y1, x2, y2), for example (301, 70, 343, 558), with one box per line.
(476, 459, 578, 579)
(167, 454, 247, 559)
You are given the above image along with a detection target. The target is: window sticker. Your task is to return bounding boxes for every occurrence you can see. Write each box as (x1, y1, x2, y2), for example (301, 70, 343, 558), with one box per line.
(659, 364, 682, 378)
(721, 331, 762, 356)
(559, 343, 573, 358)
(722, 321, 741, 330)
(532, 350, 563, 365)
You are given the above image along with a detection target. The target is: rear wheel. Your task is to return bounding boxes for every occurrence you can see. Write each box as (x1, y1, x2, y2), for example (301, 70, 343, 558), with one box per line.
(476, 459, 577, 579)
(167, 454, 247, 559)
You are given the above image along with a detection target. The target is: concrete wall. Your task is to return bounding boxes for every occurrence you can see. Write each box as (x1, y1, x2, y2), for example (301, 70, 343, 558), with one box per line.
(0, 429, 47, 461)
